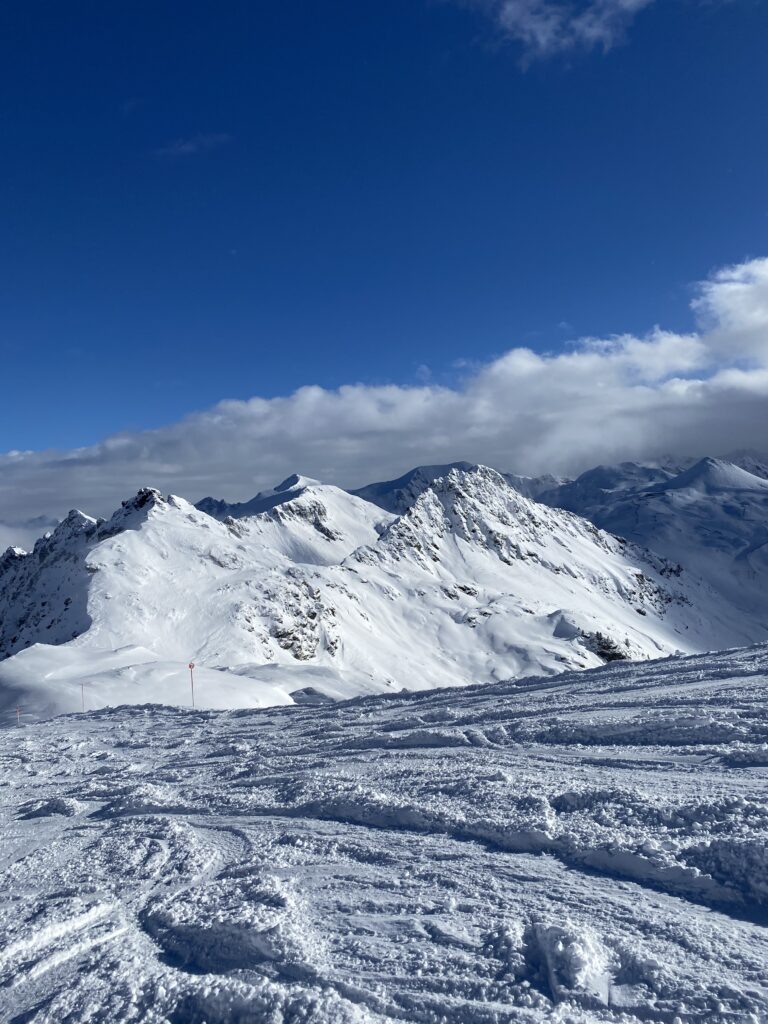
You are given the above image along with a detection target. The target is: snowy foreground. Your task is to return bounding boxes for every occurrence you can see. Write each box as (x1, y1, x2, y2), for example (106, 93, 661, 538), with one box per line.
(2, 647, 768, 1023)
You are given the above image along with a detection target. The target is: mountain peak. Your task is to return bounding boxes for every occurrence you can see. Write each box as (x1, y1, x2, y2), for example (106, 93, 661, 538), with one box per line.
(274, 473, 319, 493)
(350, 461, 478, 514)
(655, 457, 768, 494)
(196, 474, 323, 521)
(0, 546, 26, 570)
(121, 487, 164, 512)
(94, 488, 171, 537)
(34, 508, 98, 550)
(371, 464, 564, 569)
(59, 508, 97, 531)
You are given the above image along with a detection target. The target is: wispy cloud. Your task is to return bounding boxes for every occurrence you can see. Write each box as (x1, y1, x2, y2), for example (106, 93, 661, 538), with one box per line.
(0, 516, 58, 552)
(155, 133, 232, 158)
(465, 0, 655, 59)
(2, 256, 768, 533)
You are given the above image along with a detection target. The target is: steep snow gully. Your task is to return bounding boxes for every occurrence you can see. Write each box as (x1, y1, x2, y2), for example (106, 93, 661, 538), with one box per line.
(2, 646, 768, 1023)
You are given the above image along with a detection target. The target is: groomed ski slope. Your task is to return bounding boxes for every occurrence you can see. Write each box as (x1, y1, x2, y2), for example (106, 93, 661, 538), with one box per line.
(2, 645, 768, 1023)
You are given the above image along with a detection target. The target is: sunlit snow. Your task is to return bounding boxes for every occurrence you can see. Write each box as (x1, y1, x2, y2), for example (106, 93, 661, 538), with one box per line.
(1, 646, 767, 1021)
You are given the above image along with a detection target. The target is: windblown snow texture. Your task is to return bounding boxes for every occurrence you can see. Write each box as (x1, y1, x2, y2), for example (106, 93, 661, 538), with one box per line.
(1, 646, 767, 1022)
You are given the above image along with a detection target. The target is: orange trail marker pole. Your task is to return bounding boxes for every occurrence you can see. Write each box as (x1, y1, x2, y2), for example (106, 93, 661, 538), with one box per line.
(188, 662, 196, 708)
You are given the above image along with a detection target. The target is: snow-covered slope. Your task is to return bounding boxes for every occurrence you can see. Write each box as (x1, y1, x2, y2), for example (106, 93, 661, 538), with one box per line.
(541, 453, 768, 514)
(0, 508, 100, 658)
(724, 448, 768, 480)
(541, 456, 768, 626)
(350, 461, 477, 513)
(1, 465, 764, 720)
(210, 481, 393, 566)
(0, 484, 395, 716)
(652, 455, 768, 494)
(340, 465, 754, 681)
(196, 472, 319, 519)
(538, 461, 680, 514)
(351, 461, 566, 510)
(2, 645, 768, 1021)
(502, 470, 570, 500)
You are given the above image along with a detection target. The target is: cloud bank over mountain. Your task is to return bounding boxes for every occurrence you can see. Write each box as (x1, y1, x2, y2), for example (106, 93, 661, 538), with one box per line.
(2, 257, 768, 527)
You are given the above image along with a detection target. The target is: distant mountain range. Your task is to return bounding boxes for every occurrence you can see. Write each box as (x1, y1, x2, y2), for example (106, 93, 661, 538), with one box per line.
(536, 455, 768, 625)
(1, 454, 767, 721)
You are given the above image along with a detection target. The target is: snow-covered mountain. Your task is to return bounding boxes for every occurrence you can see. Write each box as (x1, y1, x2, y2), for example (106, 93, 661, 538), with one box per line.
(502, 470, 570, 500)
(353, 462, 564, 511)
(350, 462, 478, 513)
(539, 451, 768, 515)
(4, 464, 761, 720)
(538, 461, 679, 514)
(196, 472, 320, 519)
(723, 448, 768, 480)
(540, 455, 768, 626)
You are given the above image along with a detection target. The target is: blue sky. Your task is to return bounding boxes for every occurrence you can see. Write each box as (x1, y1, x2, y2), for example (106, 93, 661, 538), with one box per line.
(2, 0, 767, 454)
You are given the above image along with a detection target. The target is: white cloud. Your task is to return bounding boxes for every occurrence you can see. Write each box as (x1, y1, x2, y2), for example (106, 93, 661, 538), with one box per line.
(1, 257, 768, 534)
(691, 257, 768, 363)
(466, 0, 655, 58)
(0, 517, 58, 553)
(155, 133, 232, 158)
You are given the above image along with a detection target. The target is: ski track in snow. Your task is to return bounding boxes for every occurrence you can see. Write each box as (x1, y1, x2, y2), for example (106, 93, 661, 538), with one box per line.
(1, 645, 768, 1022)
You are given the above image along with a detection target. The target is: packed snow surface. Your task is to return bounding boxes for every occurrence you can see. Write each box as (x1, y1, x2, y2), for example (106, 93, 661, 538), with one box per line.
(2, 644, 768, 1022)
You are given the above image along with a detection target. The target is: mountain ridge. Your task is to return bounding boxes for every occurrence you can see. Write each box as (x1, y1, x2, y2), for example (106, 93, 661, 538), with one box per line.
(2, 462, 766, 721)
